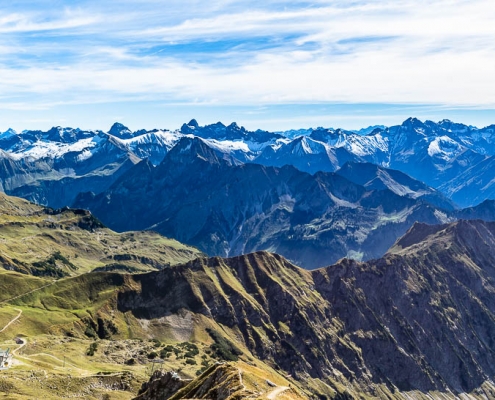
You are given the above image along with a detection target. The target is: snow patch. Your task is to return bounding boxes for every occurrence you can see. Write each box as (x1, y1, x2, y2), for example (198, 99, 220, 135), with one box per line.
(8, 137, 97, 161)
(77, 149, 93, 162)
(204, 139, 250, 153)
(427, 136, 463, 160)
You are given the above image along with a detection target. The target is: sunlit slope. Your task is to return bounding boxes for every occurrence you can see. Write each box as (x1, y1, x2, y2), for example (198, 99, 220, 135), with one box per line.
(0, 192, 201, 277)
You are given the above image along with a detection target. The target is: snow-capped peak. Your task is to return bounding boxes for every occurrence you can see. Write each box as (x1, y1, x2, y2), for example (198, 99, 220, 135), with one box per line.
(108, 122, 133, 139)
(0, 128, 17, 138)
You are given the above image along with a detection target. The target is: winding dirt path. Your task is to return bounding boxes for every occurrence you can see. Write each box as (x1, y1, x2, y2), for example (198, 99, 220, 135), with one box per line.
(238, 368, 247, 391)
(0, 308, 22, 333)
(0, 280, 56, 305)
(267, 385, 290, 399)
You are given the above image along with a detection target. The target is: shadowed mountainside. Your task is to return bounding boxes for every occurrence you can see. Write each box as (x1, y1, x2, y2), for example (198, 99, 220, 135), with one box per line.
(117, 219, 495, 398)
(74, 136, 494, 270)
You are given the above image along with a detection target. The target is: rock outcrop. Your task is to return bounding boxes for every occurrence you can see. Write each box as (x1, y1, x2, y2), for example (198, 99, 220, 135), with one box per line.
(135, 371, 188, 400)
(135, 364, 253, 400)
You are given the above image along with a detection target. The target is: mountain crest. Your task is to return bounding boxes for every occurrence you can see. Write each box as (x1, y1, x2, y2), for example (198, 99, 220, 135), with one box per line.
(108, 122, 133, 139)
(1, 128, 17, 137)
(161, 136, 232, 168)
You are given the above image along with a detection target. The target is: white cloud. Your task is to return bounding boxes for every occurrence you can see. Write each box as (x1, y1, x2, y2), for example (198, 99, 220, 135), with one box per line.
(0, 0, 494, 126)
(0, 10, 100, 33)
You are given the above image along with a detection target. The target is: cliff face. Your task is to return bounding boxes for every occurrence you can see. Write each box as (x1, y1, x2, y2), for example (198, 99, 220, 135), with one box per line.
(118, 220, 495, 398)
(312, 220, 495, 394)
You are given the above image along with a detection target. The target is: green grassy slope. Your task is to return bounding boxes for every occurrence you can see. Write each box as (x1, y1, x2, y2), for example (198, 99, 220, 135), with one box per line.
(0, 192, 202, 277)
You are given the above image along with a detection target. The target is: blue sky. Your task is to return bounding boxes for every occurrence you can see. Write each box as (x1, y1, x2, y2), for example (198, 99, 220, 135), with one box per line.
(0, 0, 494, 132)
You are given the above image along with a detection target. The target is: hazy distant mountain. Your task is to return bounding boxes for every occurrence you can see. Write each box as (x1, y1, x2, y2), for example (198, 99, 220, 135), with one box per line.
(180, 119, 283, 146)
(336, 162, 456, 210)
(0, 130, 140, 208)
(73, 136, 495, 269)
(1, 117, 495, 261)
(3, 118, 495, 207)
(255, 135, 362, 174)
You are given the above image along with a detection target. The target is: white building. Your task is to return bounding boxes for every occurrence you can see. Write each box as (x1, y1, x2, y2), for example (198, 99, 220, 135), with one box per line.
(0, 348, 12, 369)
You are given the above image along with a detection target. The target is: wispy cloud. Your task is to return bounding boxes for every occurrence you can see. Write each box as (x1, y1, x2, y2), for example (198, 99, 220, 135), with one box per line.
(0, 0, 494, 130)
(0, 9, 100, 33)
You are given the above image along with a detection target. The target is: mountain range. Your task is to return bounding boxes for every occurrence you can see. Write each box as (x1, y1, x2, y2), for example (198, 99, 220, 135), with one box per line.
(74, 135, 495, 269)
(2, 118, 495, 207)
(3, 191, 495, 399)
(122, 219, 495, 398)
(2, 118, 495, 268)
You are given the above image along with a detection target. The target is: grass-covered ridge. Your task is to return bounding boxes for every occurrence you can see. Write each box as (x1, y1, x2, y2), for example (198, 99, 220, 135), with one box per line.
(2, 199, 495, 399)
(0, 192, 202, 276)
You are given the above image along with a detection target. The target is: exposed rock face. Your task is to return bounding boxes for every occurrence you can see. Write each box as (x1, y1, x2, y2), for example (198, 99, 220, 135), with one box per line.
(135, 371, 187, 400)
(135, 364, 253, 400)
(119, 220, 495, 397)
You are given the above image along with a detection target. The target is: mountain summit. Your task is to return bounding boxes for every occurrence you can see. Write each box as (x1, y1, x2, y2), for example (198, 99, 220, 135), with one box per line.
(108, 122, 134, 139)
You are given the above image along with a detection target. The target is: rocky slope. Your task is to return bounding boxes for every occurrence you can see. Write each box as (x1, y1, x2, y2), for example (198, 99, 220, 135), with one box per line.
(3, 216, 495, 398)
(74, 136, 495, 269)
(116, 219, 495, 398)
(135, 364, 255, 400)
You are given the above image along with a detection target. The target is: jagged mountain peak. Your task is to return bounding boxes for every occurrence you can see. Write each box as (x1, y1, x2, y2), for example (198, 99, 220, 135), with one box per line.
(227, 121, 241, 130)
(160, 136, 235, 168)
(1, 128, 17, 137)
(180, 119, 200, 133)
(42, 126, 86, 142)
(180, 119, 280, 143)
(436, 118, 472, 131)
(226, 121, 248, 134)
(108, 122, 133, 139)
(187, 118, 199, 128)
(288, 135, 326, 155)
(402, 116, 424, 127)
(439, 118, 454, 126)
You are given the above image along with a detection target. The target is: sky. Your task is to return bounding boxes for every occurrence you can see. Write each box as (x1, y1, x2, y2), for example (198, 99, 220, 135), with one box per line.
(0, 0, 494, 132)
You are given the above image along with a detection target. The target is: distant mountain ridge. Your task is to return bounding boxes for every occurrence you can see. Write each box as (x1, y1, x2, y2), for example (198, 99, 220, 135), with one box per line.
(2, 117, 495, 268)
(73, 135, 495, 269)
(2, 117, 494, 209)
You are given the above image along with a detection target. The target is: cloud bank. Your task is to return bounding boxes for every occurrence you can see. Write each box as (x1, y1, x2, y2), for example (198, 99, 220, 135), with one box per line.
(0, 0, 493, 130)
